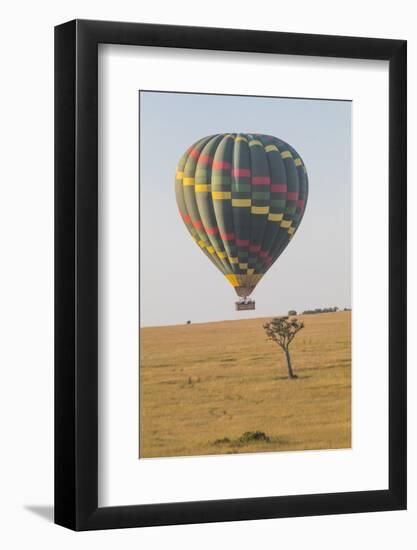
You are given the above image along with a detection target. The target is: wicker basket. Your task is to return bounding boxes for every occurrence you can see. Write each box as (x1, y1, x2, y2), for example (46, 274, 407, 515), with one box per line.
(235, 301, 255, 311)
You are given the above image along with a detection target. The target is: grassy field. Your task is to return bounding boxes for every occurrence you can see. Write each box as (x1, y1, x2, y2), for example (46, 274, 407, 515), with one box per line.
(140, 311, 351, 458)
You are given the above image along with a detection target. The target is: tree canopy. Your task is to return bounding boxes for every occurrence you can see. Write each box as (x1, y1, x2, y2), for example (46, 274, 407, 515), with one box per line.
(263, 317, 304, 350)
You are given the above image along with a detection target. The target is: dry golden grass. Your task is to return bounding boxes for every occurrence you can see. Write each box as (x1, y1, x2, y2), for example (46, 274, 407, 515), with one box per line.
(140, 311, 351, 458)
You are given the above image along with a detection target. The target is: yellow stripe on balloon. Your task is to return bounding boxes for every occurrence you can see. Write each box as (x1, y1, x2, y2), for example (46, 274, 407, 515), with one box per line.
(239, 263, 248, 270)
(265, 144, 279, 153)
(198, 239, 206, 248)
(183, 177, 195, 186)
(251, 206, 269, 215)
(212, 191, 231, 200)
(249, 140, 263, 147)
(229, 257, 239, 264)
(294, 158, 302, 166)
(235, 136, 248, 143)
(217, 251, 227, 259)
(225, 274, 239, 287)
(288, 227, 295, 235)
(176, 171, 184, 179)
(225, 272, 264, 287)
(281, 220, 292, 228)
(268, 212, 284, 222)
(195, 184, 211, 192)
(207, 245, 215, 254)
(281, 150, 293, 159)
(232, 198, 251, 207)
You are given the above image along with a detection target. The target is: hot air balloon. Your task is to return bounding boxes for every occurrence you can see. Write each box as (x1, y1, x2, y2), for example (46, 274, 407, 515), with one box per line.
(175, 133, 308, 310)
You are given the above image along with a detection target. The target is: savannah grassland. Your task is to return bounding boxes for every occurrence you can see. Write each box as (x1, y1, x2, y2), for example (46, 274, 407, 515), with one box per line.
(140, 311, 351, 458)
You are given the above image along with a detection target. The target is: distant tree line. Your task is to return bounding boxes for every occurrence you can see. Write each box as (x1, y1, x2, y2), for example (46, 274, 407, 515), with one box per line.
(287, 306, 351, 316)
(302, 306, 339, 314)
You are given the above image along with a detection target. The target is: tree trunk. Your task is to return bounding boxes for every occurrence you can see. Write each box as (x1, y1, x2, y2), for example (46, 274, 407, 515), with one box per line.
(284, 347, 296, 379)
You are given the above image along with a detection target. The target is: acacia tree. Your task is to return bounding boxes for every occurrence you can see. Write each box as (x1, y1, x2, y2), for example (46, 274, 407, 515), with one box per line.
(263, 317, 304, 379)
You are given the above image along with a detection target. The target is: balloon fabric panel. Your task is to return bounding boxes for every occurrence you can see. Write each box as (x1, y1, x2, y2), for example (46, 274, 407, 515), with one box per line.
(175, 133, 309, 298)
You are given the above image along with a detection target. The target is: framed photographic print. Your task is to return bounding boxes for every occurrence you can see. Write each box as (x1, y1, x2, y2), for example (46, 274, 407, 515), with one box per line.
(55, 20, 406, 530)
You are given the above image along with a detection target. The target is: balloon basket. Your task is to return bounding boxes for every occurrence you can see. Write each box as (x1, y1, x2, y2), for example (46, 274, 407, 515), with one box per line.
(235, 300, 255, 311)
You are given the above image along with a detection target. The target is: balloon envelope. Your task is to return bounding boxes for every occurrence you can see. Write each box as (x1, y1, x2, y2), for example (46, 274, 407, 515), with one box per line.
(175, 133, 308, 297)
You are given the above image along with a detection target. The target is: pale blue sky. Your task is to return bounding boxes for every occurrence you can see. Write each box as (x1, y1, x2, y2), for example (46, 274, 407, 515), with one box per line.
(140, 91, 351, 327)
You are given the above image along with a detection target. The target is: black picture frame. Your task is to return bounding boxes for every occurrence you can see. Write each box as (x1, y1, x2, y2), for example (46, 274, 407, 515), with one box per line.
(55, 19, 407, 531)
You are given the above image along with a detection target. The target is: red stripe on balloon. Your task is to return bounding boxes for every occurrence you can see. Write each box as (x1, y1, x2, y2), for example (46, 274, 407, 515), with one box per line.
(231, 168, 251, 177)
(188, 148, 200, 158)
(287, 192, 299, 201)
(199, 154, 213, 165)
(270, 184, 287, 193)
(180, 211, 191, 224)
(212, 160, 232, 170)
(205, 226, 219, 235)
(259, 250, 268, 258)
(297, 199, 305, 208)
(249, 244, 261, 252)
(220, 232, 235, 241)
(252, 176, 271, 185)
(236, 239, 249, 247)
(192, 220, 203, 229)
